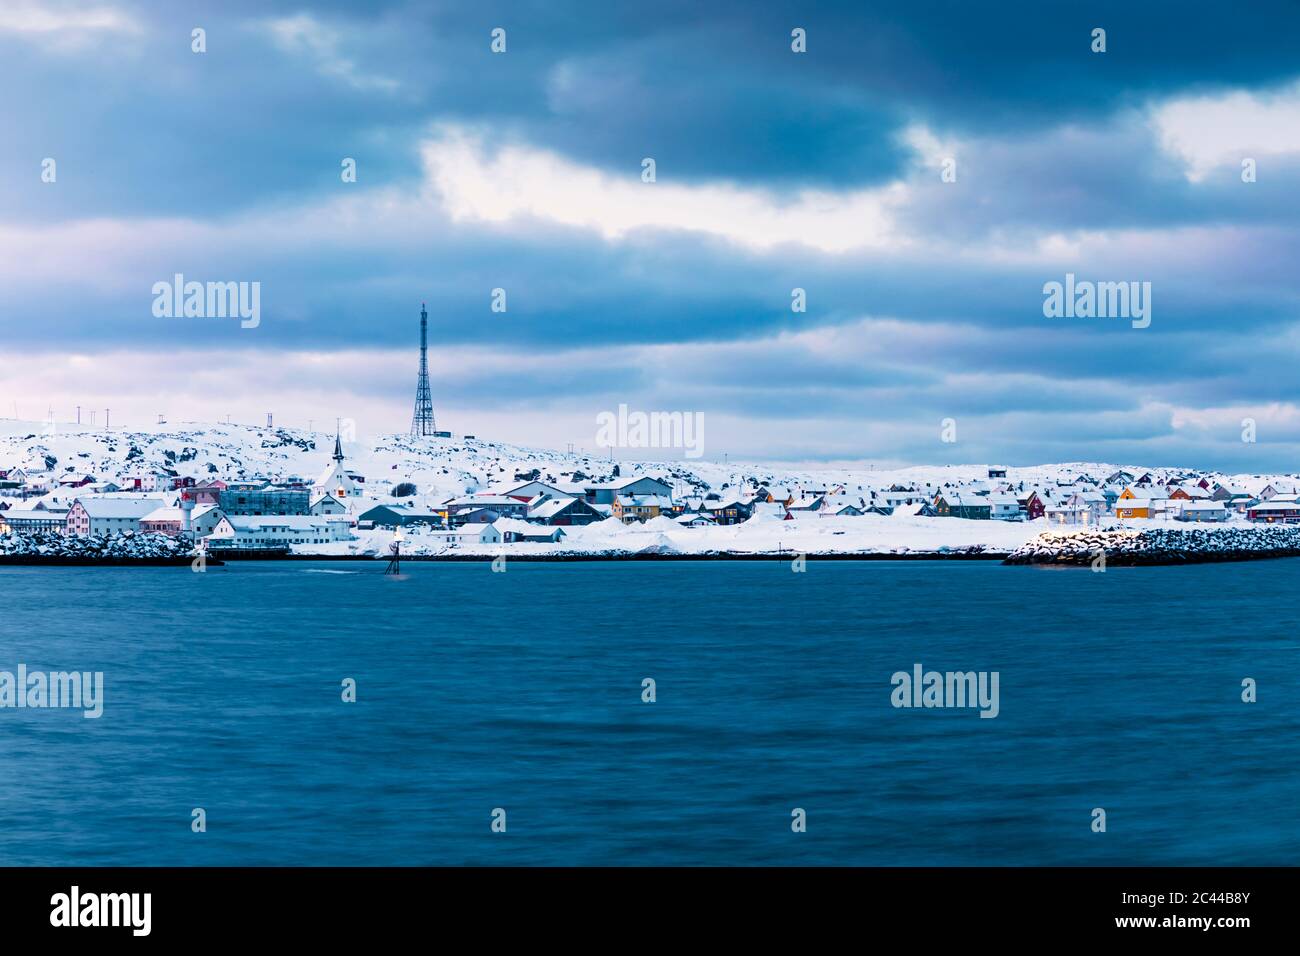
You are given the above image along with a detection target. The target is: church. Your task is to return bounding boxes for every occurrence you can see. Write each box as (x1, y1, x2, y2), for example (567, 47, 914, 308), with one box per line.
(313, 429, 363, 501)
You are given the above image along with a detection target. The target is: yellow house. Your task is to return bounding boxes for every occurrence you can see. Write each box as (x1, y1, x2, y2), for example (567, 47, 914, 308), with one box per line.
(1115, 488, 1152, 519)
(612, 494, 672, 523)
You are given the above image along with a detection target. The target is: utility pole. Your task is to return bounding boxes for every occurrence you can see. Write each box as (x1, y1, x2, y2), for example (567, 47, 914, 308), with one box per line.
(105, 408, 110, 431)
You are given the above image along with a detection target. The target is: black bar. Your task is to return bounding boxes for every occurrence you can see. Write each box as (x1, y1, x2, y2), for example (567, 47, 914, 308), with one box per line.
(0, 867, 1282, 941)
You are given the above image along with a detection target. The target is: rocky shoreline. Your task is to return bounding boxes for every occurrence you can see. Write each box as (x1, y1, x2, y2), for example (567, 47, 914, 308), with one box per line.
(1004, 526, 1300, 566)
(0, 529, 209, 566)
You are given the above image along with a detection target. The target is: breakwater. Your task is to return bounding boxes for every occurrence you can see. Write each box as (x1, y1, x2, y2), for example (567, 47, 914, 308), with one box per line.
(0, 529, 208, 566)
(1004, 525, 1300, 566)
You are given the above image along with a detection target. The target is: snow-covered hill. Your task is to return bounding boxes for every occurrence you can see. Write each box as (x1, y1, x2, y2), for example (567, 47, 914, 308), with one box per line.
(2, 418, 1294, 507)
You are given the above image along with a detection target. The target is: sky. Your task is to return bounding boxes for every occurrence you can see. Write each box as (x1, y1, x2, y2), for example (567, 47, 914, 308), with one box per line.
(3, 0, 1300, 469)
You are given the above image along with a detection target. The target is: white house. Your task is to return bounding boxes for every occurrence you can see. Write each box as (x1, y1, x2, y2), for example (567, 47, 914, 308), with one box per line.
(66, 496, 166, 536)
(985, 494, 1023, 521)
(1175, 501, 1229, 523)
(1044, 501, 1089, 526)
(191, 504, 227, 538)
(204, 514, 354, 549)
(310, 493, 348, 515)
(422, 524, 503, 546)
(494, 518, 567, 543)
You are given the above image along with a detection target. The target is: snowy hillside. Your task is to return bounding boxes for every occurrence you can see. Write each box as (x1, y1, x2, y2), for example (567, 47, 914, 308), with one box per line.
(2, 418, 1293, 506)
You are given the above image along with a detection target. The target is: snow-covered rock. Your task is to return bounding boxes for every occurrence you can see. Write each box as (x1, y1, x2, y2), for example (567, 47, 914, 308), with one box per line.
(0, 529, 198, 562)
(1005, 526, 1300, 566)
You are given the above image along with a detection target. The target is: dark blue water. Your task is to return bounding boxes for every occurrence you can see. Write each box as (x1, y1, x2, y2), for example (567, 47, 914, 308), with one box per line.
(1, 559, 1297, 865)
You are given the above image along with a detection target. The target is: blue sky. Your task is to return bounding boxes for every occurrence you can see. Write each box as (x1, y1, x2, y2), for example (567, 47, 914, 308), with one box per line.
(4, 0, 1300, 469)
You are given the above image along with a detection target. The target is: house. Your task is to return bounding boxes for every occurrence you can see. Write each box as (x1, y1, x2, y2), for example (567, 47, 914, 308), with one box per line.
(1044, 502, 1089, 526)
(1115, 496, 1153, 519)
(57, 474, 97, 488)
(123, 472, 172, 492)
(821, 503, 864, 517)
(985, 494, 1023, 521)
(933, 494, 991, 520)
(423, 524, 503, 546)
(356, 504, 443, 529)
(310, 493, 348, 515)
(1258, 483, 1299, 501)
(66, 496, 164, 536)
(987, 465, 1008, 479)
(759, 486, 797, 507)
(787, 495, 826, 512)
(205, 515, 354, 548)
(1072, 490, 1109, 525)
(0, 505, 68, 533)
(140, 506, 188, 535)
(584, 476, 673, 505)
(499, 480, 581, 502)
(612, 494, 673, 523)
(698, 498, 753, 525)
(9, 468, 52, 494)
(190, 505, 226, 538)
(880, 488, 928, 508)
(443, 495, 529, 524)
(181, 480, 226, 506)
(678, 512, 716, 527)
(525, 496, 604, 526)
(1018, 491, 1047, 520)
(495, 518, 567, 543)
(1175, 501, 1229, 523)
(1106, 470, 1136, 486)
(1246, 501, 1300, 523)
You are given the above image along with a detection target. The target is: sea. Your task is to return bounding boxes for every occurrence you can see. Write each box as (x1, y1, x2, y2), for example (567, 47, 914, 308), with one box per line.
(1, 559, 1297, 866)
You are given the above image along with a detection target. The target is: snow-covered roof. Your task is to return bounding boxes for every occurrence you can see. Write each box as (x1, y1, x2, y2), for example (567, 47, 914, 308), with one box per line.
(528, 497, 584, 519)
(617, 494, 673, 507)
(221, 515, 347, 530)
(494, 517, 564, 538)
(74, 497, 163, 518)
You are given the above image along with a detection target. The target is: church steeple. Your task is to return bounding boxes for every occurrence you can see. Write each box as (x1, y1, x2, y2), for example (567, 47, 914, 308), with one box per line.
(333, 422, 344, 462)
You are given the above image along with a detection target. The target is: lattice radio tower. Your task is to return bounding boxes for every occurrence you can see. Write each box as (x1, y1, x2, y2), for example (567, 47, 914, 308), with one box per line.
(410, 302, 437, 436)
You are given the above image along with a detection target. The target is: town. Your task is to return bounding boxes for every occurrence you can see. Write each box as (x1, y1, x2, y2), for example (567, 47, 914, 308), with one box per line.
(1, 422, 1297, 559)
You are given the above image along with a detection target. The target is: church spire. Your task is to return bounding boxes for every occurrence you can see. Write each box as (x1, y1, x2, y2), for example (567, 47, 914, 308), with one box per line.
(333, 421, 344, 462)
